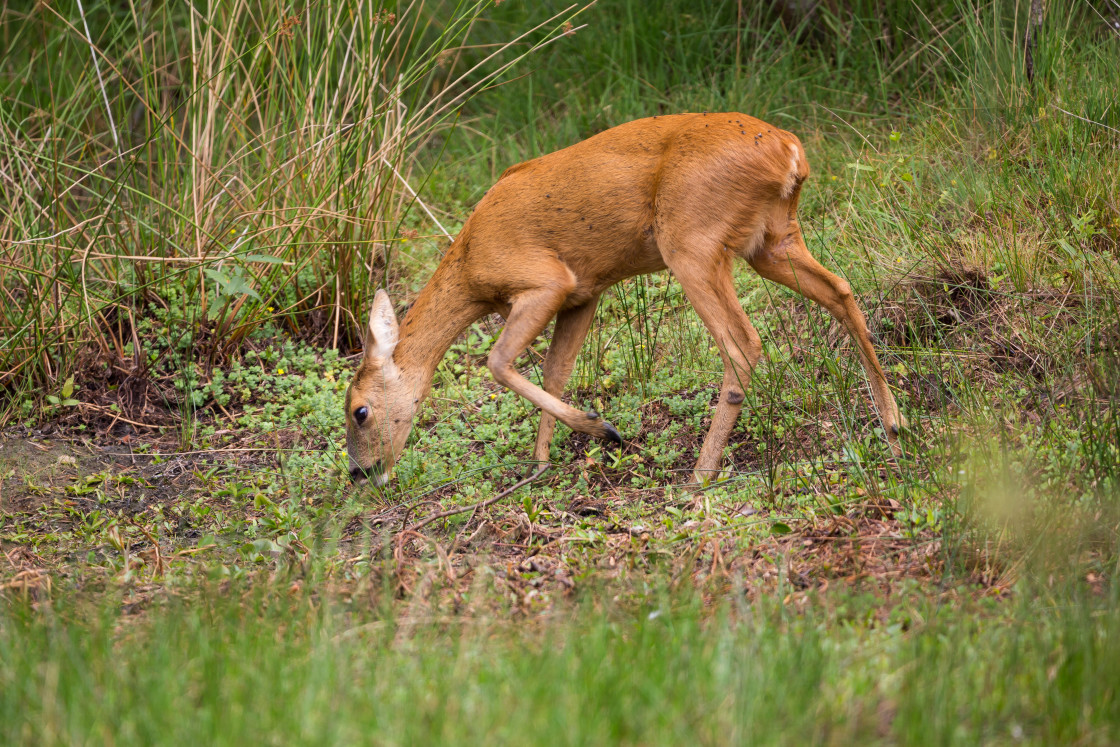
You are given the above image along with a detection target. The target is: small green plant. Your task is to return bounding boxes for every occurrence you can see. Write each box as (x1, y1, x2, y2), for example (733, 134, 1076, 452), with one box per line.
(44, 376, 79, 411)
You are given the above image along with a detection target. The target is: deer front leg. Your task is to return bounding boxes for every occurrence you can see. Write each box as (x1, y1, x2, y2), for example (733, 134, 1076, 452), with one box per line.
(666, 247, 763, 484)
(533, 297, 601, 463)
(488, 283, 622, 449)
(749, 233, 905, 454)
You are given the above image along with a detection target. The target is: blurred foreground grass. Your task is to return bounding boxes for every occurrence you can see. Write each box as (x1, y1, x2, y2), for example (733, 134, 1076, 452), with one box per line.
(3, 571, 1118, 745)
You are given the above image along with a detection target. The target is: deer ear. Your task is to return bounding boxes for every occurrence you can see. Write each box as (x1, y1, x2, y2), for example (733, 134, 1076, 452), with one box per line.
(364, 289, 399, 360)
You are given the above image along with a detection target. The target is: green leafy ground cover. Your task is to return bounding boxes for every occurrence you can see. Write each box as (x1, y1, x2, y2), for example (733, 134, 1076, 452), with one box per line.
(2, 0, 1120, 743)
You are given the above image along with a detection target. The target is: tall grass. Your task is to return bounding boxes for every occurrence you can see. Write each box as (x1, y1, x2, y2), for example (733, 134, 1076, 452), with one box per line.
(427, 0, 1119, 167)
(0, 0, 582, 416)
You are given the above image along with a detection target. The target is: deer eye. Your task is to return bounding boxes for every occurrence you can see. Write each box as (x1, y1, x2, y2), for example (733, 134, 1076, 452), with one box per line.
(354, 406, 369, 424)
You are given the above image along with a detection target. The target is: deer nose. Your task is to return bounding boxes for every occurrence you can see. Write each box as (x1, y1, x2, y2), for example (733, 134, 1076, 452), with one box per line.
(349, 462, 386, 484)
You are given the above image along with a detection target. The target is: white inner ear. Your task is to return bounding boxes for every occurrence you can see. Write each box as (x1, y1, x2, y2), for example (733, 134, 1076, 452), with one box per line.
(365, 289, 399, 361)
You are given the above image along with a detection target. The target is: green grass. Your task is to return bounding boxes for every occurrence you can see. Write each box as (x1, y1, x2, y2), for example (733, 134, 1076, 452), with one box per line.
(2, 0, 1120, 742)
(2, 576, 1118, 745)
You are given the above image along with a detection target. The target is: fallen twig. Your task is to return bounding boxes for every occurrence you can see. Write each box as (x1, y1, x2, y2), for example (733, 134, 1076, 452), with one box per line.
(403, 464, 550, 534)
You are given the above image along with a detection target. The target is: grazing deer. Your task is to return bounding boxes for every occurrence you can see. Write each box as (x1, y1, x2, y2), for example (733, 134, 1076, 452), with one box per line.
(346, 113, 904, 486)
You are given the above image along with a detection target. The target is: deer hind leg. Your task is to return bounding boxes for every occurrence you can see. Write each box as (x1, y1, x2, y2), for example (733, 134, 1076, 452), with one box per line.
(665, 246, 763, 484)
(488, 275, 622, 448)
(748, 232, 905, 454)
(533, 297, 601, 463)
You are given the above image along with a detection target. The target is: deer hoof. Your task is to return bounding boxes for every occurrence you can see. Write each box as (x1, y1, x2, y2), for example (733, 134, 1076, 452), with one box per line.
(602, 420, 623, 447)
(586, 409, 600, 420)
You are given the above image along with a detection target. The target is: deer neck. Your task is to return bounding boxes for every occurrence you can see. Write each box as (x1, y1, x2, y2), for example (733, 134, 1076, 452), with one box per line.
(393, 247, 484, 403)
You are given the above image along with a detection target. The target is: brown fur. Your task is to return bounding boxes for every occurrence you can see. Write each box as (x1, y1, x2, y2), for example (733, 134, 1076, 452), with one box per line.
(346, 113, 904, 485)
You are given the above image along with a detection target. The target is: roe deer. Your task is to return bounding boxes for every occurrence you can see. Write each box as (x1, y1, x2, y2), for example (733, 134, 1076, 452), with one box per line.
(346, 113, 904, 486)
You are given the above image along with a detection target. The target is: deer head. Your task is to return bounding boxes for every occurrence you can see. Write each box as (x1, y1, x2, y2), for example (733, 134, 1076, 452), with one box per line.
(345, 290, 417, 485)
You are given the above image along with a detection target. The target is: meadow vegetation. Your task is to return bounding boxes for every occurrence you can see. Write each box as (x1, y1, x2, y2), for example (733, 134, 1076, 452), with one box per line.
(1, 0, 1119, 743)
